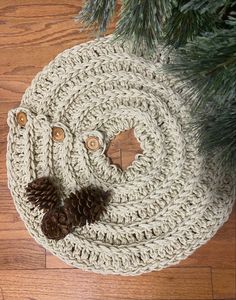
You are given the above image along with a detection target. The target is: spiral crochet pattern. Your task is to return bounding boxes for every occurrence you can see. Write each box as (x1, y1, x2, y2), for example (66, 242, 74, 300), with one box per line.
(7, 36, 235, 275)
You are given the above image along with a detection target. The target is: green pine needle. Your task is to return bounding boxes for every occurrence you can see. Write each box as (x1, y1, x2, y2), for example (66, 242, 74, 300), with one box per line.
(77, 0, 116, 32)
(165, 27, 236, 173)
(181, 0, 229, 13)
(164, 4, 216, 48)
(114, 0, 173, 55)
(194, 96, 236, 174)
(165, 27, 236, 110)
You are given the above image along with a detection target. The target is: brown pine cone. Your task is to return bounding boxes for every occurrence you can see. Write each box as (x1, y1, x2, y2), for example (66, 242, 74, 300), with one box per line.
(65, 186, 110, 227)
(41, 206, 74, 240)
(26, 177, 60, 211)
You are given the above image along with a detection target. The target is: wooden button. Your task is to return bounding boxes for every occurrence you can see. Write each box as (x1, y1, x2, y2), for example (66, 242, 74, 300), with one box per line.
(85, 136, 100, 151)
(52, 127, 65, 142)
(16, 112, 27, 127)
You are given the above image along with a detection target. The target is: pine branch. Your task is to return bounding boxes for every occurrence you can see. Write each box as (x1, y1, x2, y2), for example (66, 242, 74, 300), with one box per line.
(182, 0, 236, 25)
(166, 27, 236, 110)
(193, 96, 236, 174)
(165, 26, 236, 173)
(164, 1, 216, 48)
(181, 0, 230, 13)
(77, 0, 236, 55)
(77, 0, 116, 32)
(226, 12, 236, 26)
(114, 0, 173, 55)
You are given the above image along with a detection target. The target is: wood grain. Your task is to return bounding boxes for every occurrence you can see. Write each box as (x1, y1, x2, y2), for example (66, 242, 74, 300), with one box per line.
(0, 268, 213, 300)
(0, 182, 26, 232)
(0, 102, 19, 184)
(106, 128, 143, 170)
(0, 0, 117, 78)
(0, 1, 235, 299)
(212, 268, 236, 299)
(46, 251, 74, 269)
(0, 143, 8, 183)
(0, 239, 45, 269)
(0, 77, 29, 101)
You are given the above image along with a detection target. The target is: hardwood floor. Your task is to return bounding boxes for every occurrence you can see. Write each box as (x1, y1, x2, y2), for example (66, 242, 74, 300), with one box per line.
(0, 1, 235, 299)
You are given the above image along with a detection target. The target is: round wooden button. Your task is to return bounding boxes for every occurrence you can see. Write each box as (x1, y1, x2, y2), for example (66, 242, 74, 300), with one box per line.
(52, 127, 65, 142)
(85, 136, 100, 151)
(16, 112, 27, 127)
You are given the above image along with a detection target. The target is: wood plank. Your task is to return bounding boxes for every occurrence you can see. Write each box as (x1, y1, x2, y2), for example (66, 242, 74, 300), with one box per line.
(108, 128, 142, 150)
(0, 31, 114, 76)
(0, 229, 30, 240)
(0, 1, 117, 38)
(0, 183, 18, 213)
(0, 268, 213, 300)
(0, 103, 20, 184)
(0, 214, 25, 231)
(121, 149, 143, 170)
(0, 1, 81, 19)
(0, 179, 29, 268)
(0, 101, 19, 112)
(178, 206, 236, 269)
(46, 251, 73, 269)
(0, 143, 7, 183)
(0, 239, 45, 269)
(0, 47, 62, 76)
(0, 182, 26, 231)
(212, 268, 236, 300)
(0, 77, 28, 101)
(105, 148, 122, 169)
(0, 102, 19, 150)
(0, 19, 83, 49)
(0, 4, 117, 76)
(106, 129, 143, 170)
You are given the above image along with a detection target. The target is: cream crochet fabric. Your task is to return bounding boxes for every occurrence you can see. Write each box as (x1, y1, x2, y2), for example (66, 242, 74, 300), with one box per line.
(7, 36, 235, 275)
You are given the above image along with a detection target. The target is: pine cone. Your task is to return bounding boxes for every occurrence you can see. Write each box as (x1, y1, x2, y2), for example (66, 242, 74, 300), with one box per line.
(26, 177, 60, 211)
(41, 206, 74, 240)
(65, 186, 110, 226)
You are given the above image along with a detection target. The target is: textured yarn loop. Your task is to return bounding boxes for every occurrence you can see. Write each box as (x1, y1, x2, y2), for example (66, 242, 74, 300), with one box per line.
(6, 36, 235, 275)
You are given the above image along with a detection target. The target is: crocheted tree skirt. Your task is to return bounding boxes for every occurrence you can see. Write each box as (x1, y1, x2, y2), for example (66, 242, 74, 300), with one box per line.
(7, 36, 235, 275)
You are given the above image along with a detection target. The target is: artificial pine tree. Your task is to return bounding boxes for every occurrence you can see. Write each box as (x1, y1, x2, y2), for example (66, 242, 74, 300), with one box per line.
(78, 0, 236, 176)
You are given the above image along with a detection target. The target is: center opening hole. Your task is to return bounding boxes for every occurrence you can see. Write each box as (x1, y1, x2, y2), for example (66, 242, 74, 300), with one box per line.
(106, 128, 143, 170)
